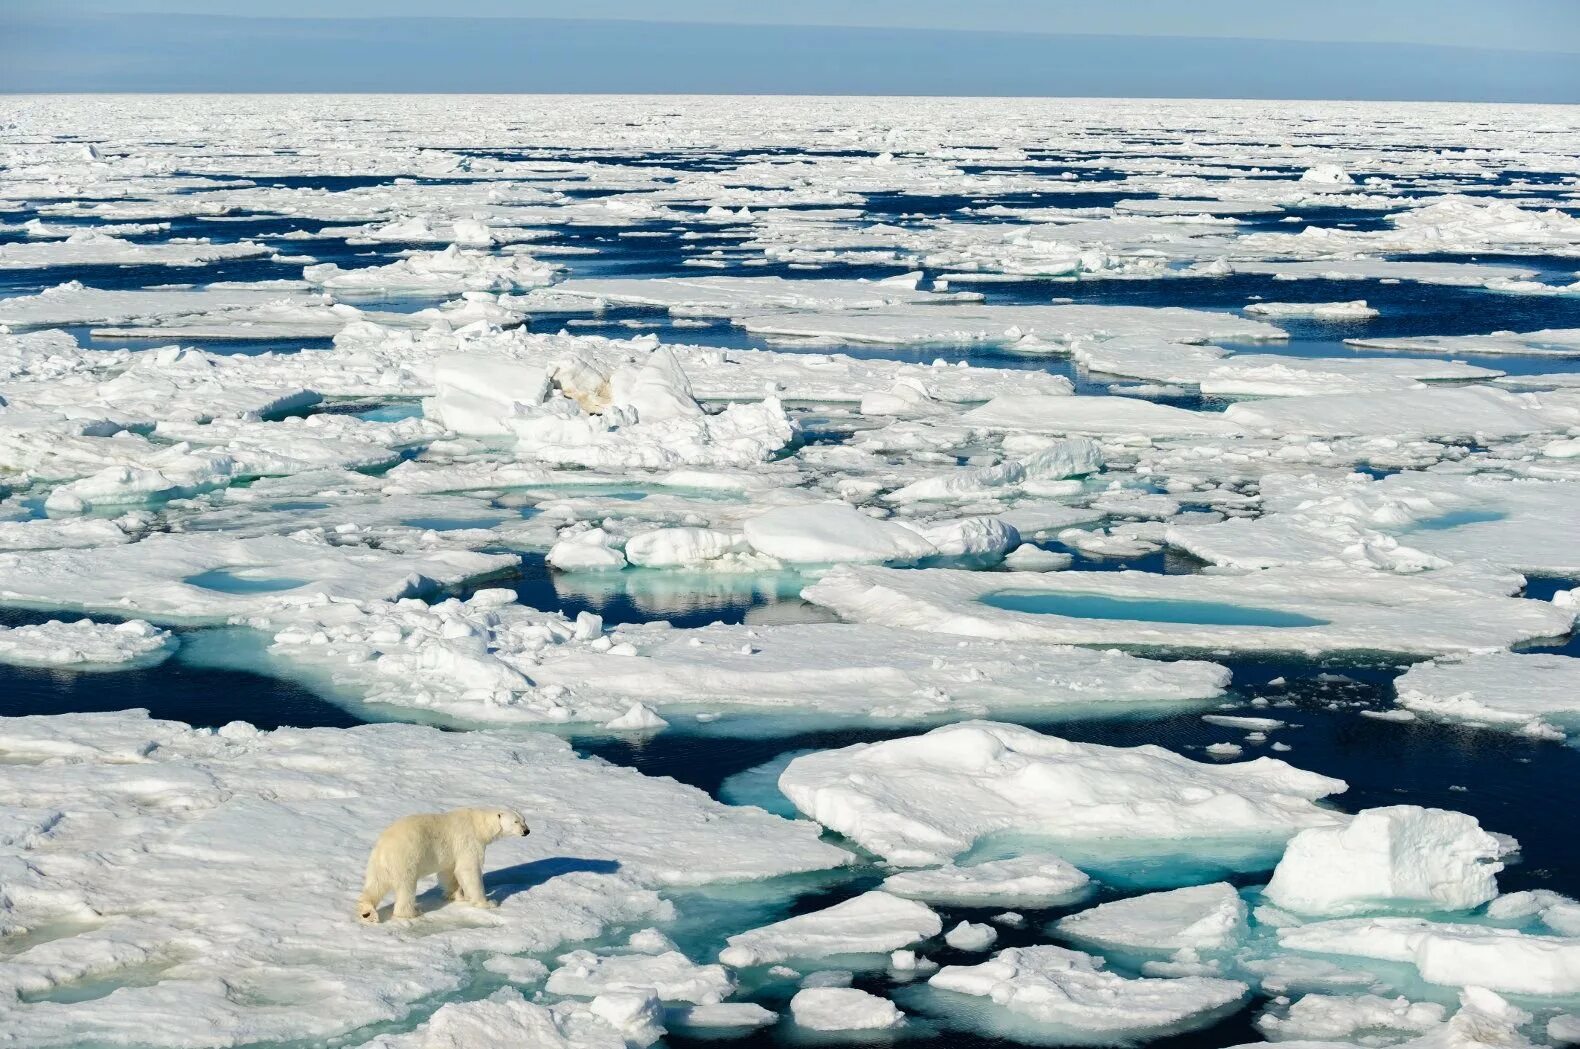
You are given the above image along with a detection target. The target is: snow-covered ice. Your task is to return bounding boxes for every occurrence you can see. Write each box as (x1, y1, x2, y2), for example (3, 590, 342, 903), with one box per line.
(927, 944, 1248, 1035)
(718, 891, 942, 968)
(0, 711, 849, 1046)
(778, 721, 1346, 866)
(1264, 807, 1509, 917)
(1056, 883, 1249, 952)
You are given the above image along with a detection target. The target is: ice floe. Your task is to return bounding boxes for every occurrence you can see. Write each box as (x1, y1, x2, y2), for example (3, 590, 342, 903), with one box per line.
(1394, 653, 1580, 741)
(1263, 807, 1509, 917)
(0, 711, 848, 1046)
(778, 721, 1346, 866)
(926, 944, 1248, 1035)
(0, 618, 174, 670)
(718, 891, 942, 968)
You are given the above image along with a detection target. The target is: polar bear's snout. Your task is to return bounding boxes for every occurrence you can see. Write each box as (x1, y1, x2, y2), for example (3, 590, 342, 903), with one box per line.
(498, 809, 530, 837)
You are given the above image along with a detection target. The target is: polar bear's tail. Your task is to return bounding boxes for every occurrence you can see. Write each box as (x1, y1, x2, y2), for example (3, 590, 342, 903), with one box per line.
(356, 869, 383, 923)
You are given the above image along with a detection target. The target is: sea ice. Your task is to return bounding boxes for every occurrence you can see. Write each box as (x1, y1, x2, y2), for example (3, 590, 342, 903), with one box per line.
(927, 944, 1248, 1034)
(0, 711, 848, 1046)
(1055, 883, 1248, 952)
(717, 891, 942, 968)
(0, 618, 174, 670)
(788, 987, 906, 1031)
(1394, 653, 1580, 741)
(1263, 807, 1508, 916)
(1276, 918, 1580, 996)
(778, 721, 1346, 866)
(881, 855, 1092, 907)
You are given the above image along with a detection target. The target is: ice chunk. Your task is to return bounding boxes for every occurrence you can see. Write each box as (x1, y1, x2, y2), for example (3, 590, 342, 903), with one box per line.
(1264, 806, 1508, 916)
(1395, 653, 1580, 741)
(718, 891, 942, 968)
(1486, 891, 1580, 936)
(742, 502, 938, 565)
(1256, 993, 1446, 1042)
(789, 987, 905, 1031)
(665, 1002, 777, 1030)
(546, 949, 734, 1004)
(928, 944, 1247, 1033)
(946, 921, 999, 951)
(363, 988, 626, 1049)
(0, 618, 173, 670)
(882, 855, 1091, 907)
(1056, 883, 1248, 951)
(1244, 300, 1378, 320)
(1277, 917, 1580, 996)
(778, 721, 1345, 866)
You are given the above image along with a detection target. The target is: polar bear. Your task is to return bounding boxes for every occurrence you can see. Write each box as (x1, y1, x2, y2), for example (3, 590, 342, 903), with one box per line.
(357, 807, 529, 923)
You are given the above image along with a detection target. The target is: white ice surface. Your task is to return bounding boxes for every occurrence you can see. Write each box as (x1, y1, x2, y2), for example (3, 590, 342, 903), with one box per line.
(718, 891, 942, 968)
(0, 711, 848, 1047)
(1394, 653, 1580, 741)
(1263, 807, 1508, 917)
(0, 618, 174, 670)
(778, 721, 1346, 866)
(1056, 883, 1249, 952)
(928, 944, 1248, 1034)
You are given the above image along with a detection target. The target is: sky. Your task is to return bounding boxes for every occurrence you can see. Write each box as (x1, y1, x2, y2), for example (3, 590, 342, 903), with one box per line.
(3, 1, 1578, 100)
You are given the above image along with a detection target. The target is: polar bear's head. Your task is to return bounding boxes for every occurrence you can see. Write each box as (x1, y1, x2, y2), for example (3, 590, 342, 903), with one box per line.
(494, 809, 530, 838)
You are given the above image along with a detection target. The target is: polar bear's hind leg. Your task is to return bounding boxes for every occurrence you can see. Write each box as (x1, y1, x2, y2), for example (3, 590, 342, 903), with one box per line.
(392, 877, 419, 920)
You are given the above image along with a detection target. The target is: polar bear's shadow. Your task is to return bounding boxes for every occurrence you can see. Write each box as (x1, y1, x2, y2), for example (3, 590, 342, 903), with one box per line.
(481, 857, 622, 903)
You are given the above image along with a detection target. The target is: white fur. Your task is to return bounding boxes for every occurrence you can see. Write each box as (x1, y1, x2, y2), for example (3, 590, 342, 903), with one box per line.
(357, 807, 529, 923)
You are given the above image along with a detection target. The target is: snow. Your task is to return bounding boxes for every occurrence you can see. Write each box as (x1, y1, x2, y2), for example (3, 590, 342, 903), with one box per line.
(789, 987, 906, 1031)
(1263, 807, 1508, 917)
(0, 711, 848, 1047)
(717, 891, 942, 968)
(778, 721, 1346, 866)
(928, 944, 1248, 1034)
(0, 618, 174, 670)
(1394, 653, 1580, 741)
(1056, 883, 1249, 952)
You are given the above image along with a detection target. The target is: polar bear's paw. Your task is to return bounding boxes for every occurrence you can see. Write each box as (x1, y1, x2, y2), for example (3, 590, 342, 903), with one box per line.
(357, 903, 380, 924)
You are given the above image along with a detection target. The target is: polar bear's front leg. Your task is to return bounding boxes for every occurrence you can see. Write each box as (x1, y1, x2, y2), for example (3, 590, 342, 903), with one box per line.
(455, 859, 495, 909)
(440, 867, 460, 901)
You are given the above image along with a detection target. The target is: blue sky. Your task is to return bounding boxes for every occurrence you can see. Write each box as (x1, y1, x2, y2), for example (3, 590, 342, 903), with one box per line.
(22, 0, 1580, 51)
(4, 1, 1578, 99)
